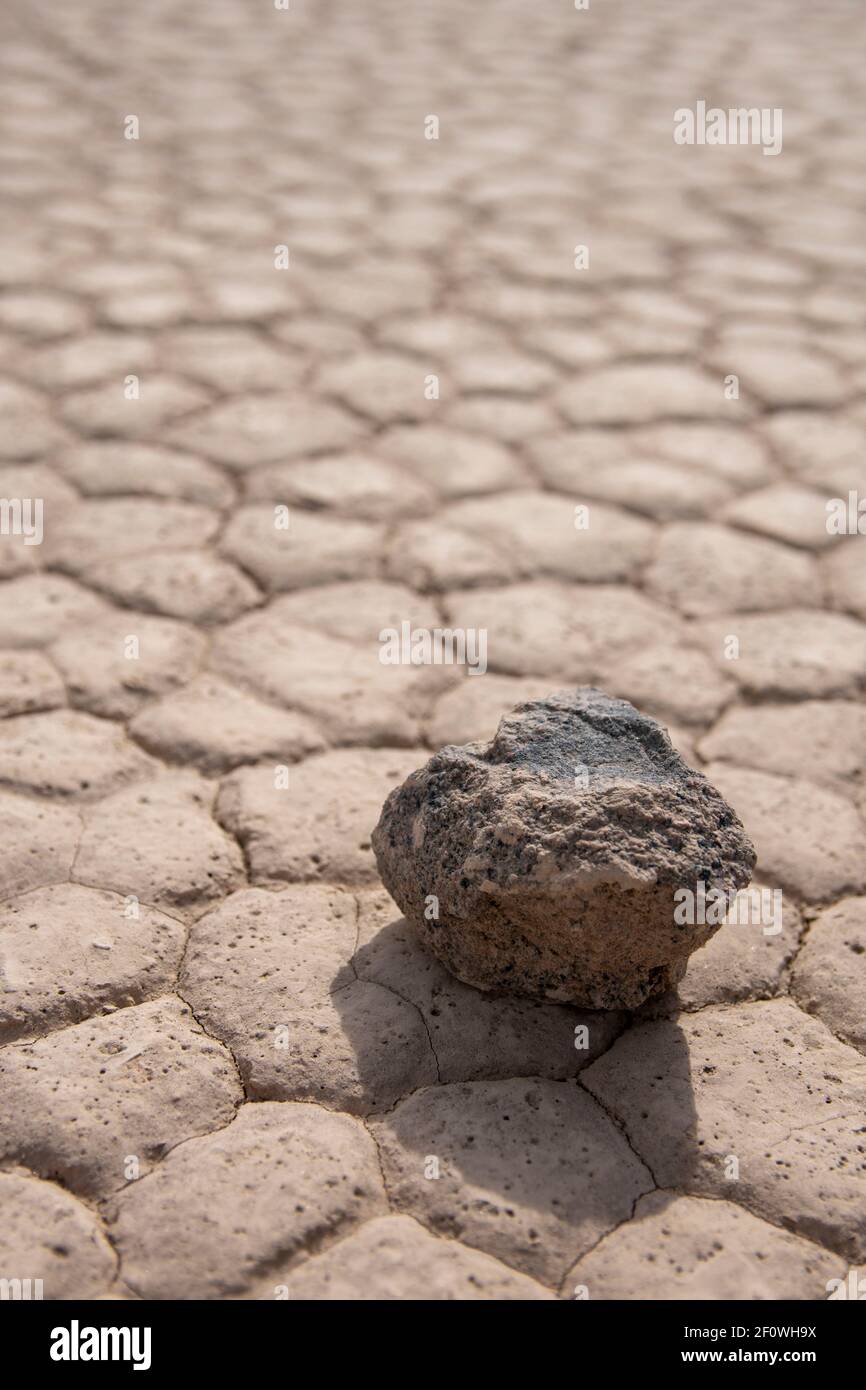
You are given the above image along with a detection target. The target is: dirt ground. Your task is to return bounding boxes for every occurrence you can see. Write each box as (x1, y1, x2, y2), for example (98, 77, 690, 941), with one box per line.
(0, 0, 865, 1300)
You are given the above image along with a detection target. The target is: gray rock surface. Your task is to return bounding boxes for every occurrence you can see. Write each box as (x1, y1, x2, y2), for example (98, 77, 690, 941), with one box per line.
(373, 689, 755, 1008)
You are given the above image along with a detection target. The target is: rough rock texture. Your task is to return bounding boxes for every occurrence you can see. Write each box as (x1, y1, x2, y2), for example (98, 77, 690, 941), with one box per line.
(373, 690, 755, 1008)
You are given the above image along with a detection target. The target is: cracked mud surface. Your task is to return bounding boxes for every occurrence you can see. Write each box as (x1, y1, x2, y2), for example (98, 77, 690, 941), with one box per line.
(0, 0, 865, 1300)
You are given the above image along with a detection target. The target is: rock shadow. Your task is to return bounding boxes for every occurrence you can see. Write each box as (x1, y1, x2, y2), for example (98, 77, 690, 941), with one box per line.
(333, 905, 700, 1286)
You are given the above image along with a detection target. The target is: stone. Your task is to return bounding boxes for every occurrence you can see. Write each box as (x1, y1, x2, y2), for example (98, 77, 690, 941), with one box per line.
(0, 883, 186, 1042)
(372, 690, 755, 1010)
(284, 1215, 555, 1300)
(0, 1173, 116, 1300)
(0, 997, 242, 1199)
(112, 1101, 386, 1299)
(564, 1191, 844, 1301)
(791, 897, 866, 1053)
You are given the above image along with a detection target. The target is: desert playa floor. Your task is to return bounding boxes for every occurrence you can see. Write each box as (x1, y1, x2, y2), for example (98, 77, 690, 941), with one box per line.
(0, 0, 864, 1300)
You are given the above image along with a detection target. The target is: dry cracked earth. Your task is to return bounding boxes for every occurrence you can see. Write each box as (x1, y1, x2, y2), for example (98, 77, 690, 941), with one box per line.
(0, 0, 865, 1302)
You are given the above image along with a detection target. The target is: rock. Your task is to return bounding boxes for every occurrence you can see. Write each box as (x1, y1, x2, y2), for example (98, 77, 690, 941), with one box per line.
(372, 689, 755, 1009)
